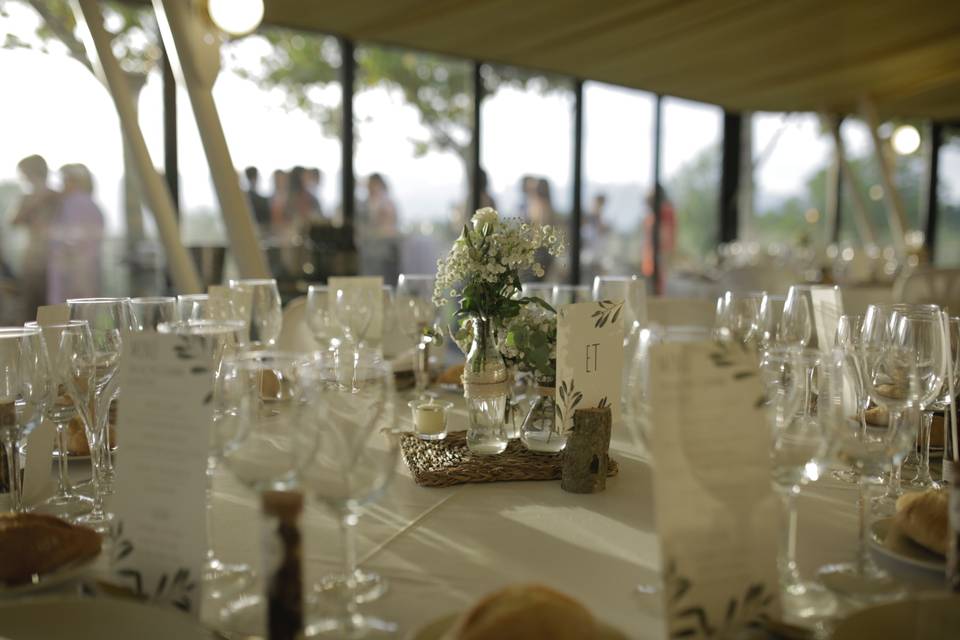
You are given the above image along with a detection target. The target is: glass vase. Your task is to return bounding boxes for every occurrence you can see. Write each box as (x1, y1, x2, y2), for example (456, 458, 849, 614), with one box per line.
(463, 317, 508, 455)
(520, 377, 565, 453)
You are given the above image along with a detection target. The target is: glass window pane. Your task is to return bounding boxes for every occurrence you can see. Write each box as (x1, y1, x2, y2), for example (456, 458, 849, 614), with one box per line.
(744, 112, 833, 250)
(935, 127, 960, 266)
(660, 97, 722, 290)
(581, 82, 653, 284)
(353, 45, 470, 283)
(481, 65, 574, 282)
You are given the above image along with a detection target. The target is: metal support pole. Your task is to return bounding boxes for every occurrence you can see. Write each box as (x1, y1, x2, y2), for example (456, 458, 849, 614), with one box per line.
(719, 111, 741, 244)
(861, 99, 908, 258)
(651, 95, 663, 294)
(925, 122, 943, 261)
(340, 37, 356, 227)
(825, 116, 843, 245)
(823, 113, 878, 248)
(470, 62, 483, 213)
(570, 79, 583, 286)
(154, 0, 269, 279)
(161, 44, 178, 214)
(74, 0, 201, 293)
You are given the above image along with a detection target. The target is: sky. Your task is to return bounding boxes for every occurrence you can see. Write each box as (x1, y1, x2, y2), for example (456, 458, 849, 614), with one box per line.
(1, 2, 955, 242)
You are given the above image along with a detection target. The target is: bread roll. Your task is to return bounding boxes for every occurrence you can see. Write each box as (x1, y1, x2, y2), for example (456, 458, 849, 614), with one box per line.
(895, 489, 948, 556)
(447, 584, 598, 640)
(0, 513, 101, 585)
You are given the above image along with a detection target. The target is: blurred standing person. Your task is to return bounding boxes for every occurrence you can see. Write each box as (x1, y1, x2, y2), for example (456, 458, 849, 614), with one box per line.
(581, 193, 610, 282)
(519, 175, 537, 219)
(284, 166, 321, 229)
(269, 169, 289, 231)
(10, 154, 59, 314)
(48, 164, 104, 303)
(243, 166, 271, 231)
(528, 178, 555, 280)
(359, 173, 400, 283)
(642, 184, 676, 294)
(305, 167, 324, 215)
(477, 168, 496, 210)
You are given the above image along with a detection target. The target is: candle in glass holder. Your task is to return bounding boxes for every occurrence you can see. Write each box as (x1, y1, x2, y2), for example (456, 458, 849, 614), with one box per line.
(409, 399, 452, 441)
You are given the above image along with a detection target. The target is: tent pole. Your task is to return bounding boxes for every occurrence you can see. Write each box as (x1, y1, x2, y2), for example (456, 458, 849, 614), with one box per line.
(153, 0, 270, 279)
(860, 99, 908, 259)
(570, 79, 583, 286)
(73, 0, 202, 294)
(924, 122, 943, 262)
(823, 114, 877, 249)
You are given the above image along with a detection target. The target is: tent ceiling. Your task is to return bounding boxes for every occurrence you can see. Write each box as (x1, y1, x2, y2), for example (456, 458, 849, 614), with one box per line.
(260, 0, 960, 119)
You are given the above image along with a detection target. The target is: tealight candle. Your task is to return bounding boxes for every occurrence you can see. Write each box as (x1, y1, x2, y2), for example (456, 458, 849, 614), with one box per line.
(409, 399, 453, 441)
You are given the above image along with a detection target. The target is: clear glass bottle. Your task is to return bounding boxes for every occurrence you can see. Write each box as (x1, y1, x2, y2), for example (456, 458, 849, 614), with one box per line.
(463, 317, 508, 455)
(521, 376, 565, 453)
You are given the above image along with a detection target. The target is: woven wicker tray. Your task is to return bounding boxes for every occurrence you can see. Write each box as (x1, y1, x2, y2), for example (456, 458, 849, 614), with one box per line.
(400, 430, 619, 488)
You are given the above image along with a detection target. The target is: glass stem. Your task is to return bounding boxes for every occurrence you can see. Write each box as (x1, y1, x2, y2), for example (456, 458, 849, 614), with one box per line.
(855, 473, 872, 575)
(414, 340, 429, 395)
(205, 460, 216, 562)
(917, 411, 934, 486)
(339, 510, 361, 628)
(778, 487, 802, 588)
(87, 434, 105, 520)
(3, 437, 23, 513)
(54, 420, 71, 498)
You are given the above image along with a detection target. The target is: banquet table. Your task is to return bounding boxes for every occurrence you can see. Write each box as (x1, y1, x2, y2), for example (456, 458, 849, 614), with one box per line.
(199, 388, 943, 639)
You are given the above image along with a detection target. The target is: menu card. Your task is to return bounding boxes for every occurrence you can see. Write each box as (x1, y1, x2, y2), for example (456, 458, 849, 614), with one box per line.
(647, 340, 780, 636)
(810, 286, 844, 352)
(555, 300, 625, 431)
(112, 333, 212, 614)
(327, 276, 385, 340)
(22, 304, 70, 504)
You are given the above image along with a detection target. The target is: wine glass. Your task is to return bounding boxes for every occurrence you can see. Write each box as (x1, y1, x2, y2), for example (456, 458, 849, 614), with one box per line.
(25, 320, 95, 520)
(227, 278, 283, 346)
(757, 294, 786, 352)
(520, 282, 554, 304)
(306, 285, 337, 350)
(715, 290, 765, 347)
(779, 286, 814, 348)
(67, 297, 135, 496)
(592, 275, 647, 334)
(214, 350, 323, 632)
(130, 296, 177, 331)
(758, 347, 837, 621)
(301, 346, 399, 638)
(332, 287, 377, 349)
(912, 315, 960, 489)
(816, 344, 918, 598)
(396, 274, 437, 396)
(158, 319, 251, 596)
(177, 293, 239, 322)
(551, 284, 591, 306)
(0, 327, 51, 513)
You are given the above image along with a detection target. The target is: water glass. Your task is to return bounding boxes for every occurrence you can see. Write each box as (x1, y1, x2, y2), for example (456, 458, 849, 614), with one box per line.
(130, 296, 177, 332)
(227, 278, 283, 345)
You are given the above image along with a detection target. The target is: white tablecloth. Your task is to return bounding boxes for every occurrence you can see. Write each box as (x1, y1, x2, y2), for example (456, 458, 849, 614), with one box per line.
(204, 389, 939, 639)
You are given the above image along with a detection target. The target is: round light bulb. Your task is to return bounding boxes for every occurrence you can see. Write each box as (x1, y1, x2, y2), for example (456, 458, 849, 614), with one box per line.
(208, 0, 264, 36)
(891, 124, 921, 155)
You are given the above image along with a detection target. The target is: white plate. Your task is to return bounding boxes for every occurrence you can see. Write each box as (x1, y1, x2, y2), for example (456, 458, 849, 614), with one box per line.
(831, 594, 960, 640)
(0, 597, 215, 639)
(869, 517, 945, 573)
(0, 552, 101, 598)
(408, 613, 628, 640)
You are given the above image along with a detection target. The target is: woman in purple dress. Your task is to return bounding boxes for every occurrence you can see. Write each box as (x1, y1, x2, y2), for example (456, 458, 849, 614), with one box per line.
(47, 164, 104, 303)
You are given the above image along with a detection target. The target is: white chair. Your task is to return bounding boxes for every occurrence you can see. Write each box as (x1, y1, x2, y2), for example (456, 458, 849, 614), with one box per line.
(647, 297, 717, 328)
(893, 267, 960, 314)
(276, 296, 319, 353)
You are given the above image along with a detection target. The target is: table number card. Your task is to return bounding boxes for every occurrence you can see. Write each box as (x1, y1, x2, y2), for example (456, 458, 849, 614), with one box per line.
(648, 340, 780, 637)
(328, 276, 385, 340)
(112, 333, 212, 614)
(555, 300, 625, 431)
(809, 286, 844, 353)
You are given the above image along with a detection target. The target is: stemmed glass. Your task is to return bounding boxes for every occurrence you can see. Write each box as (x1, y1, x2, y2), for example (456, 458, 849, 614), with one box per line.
(757, 294, 786, 352)
(177, 293, 239, 322)
(332, 287, 377, 351)
(779, 286, 814, 348)
(592, 275, 647, 334)
(26, 321, 95, 520)
(67, 297, 135, 496)
(828, 314, 866, 484)
(130, 296, 177, 331)
(910, 315, 960, 489)
(395, 274, 438, 396)
(816, 342, 920, 598)
(758, 347, 837, 621)
(228, 278, 283, 346)
(301, 347, 399, 638)
(158, 319, 251, 596)
(551, 284, 591, 306)
(215, 350, 323, 630)
(520, 282, 553, 303)
(306, 285, 337, 350)
(715, 290, 765, 347)
(0, 327, 51, 513)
